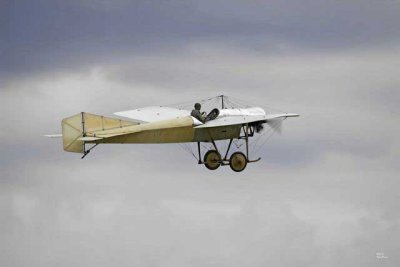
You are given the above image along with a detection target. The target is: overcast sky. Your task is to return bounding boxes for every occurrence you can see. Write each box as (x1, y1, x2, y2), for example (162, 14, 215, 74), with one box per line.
(1, 1, 400, 266)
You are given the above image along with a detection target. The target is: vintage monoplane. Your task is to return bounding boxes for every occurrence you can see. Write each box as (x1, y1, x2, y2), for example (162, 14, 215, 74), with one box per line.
(47, 95, 299, 172)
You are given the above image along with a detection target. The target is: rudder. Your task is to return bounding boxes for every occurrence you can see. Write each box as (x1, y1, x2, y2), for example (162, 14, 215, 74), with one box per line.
(62, 112, 137, 153)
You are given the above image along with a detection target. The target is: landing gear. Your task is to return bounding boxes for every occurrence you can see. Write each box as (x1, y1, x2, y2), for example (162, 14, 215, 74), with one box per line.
(196, 123, 261, 172)
(204, 150, 221, 170)
(229, 152, 247, 172)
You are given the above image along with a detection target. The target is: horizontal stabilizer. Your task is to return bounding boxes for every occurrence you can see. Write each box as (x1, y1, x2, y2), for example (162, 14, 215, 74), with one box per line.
(78, 137, 103, 141)
(44, 134, 62, 138)
(266, 113, 299, 120)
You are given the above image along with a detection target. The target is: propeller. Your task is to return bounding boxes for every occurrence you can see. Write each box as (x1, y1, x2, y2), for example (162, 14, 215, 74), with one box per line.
(266, 118, 284, 135)
(253, 121, 264, 133)
(251, 118, 284, 134)
(251, 118, 285, 135)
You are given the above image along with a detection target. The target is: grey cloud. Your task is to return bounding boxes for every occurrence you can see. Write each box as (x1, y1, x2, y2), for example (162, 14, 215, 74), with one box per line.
(1, 150, 399, 266)
(2, 0, 400, 79)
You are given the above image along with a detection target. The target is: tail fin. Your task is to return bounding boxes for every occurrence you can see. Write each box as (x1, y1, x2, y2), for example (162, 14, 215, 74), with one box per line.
(62, 112, 137, 153)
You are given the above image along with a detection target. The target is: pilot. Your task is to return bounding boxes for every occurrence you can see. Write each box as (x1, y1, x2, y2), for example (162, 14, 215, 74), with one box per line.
(191, 103, 206, 123)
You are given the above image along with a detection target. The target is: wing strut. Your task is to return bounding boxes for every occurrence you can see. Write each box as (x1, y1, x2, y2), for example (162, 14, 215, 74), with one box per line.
(197, 142, 202, 164)
(241, 123, 261, 163)
(245, 123, 249, 159)
(223, 139, 233, 161)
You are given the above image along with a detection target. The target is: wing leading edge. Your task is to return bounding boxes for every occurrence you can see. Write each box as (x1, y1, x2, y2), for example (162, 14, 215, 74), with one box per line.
(195, 113, 299, 128)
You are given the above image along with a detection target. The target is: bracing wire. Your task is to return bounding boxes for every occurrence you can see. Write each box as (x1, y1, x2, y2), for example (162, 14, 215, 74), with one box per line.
(228, 95, 287, 113)
(225, 95, 253, 108)
(170, 95, 287, 161)
(252, 120, 282, 156)
(178, 143, 198, 161)
(249, 126, 273, 153)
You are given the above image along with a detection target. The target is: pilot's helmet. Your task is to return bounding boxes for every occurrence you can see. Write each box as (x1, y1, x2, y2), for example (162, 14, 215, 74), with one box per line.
(194, 103, 201, 110)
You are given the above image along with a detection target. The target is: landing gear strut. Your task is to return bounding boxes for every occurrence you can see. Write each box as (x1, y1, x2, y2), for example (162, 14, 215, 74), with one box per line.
(196, 123, 260, 172)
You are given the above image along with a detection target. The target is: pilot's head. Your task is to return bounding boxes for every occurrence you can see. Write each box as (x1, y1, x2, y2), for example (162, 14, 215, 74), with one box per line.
(194, 103, 201, 110)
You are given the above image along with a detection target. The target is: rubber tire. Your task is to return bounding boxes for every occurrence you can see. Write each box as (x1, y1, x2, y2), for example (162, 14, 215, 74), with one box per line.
(204, 150, 221, 170)
(229, 152, 248, 172)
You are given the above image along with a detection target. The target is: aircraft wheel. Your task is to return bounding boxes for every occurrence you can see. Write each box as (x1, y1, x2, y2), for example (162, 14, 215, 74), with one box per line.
(229, 152, 247, 172)
(204, 150, 221, 170)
